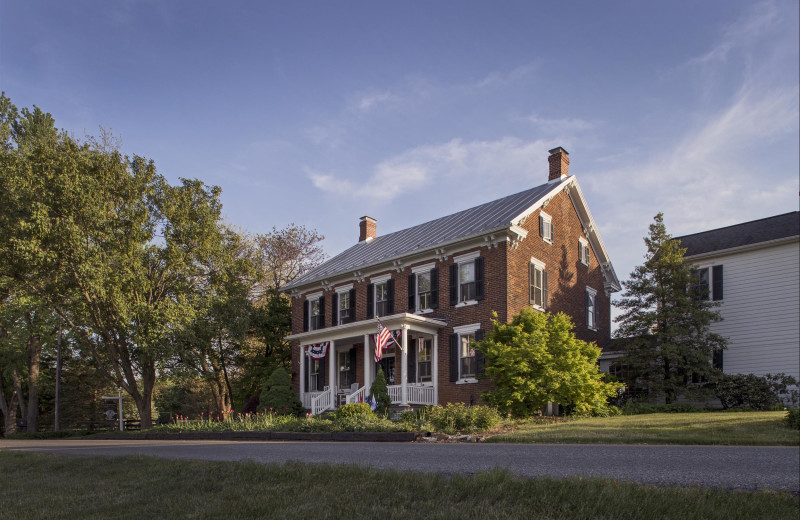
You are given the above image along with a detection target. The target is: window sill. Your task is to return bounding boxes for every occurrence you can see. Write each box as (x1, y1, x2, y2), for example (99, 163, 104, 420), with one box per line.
(587, 326, 598, 332)
(456, 378, 478, 385)
(416, 309, 434, 315)
(543, 239, 552, 245)
(455, 300, 478, 308)
(531, 304, 546, 312)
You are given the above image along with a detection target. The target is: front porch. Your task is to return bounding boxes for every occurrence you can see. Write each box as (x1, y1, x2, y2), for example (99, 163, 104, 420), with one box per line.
(288, 313, 446, 415)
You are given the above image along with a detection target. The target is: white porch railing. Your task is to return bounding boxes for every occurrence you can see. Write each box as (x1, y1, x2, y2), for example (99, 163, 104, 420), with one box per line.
(386, 384, 436, 406)
(311, 388, 334, 416)
(302, 390, 324, 410)
(406, 384, 435, 405)
(346, 385, 368, 404)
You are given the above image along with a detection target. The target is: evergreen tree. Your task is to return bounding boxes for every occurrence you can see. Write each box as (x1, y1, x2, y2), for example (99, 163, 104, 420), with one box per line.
(369, 368, 391, 415)
(614, 213, 726, 403)
(259, 367, 303, 416)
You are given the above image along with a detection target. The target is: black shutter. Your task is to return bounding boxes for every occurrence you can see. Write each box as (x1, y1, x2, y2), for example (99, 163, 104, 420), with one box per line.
(430, 268, 439, 309)
(331, 292, 338, 327)
(713, 265, 724, 301)
(348, 288, 357, 323)
(475, 329, 486, 377)
(408, 274, 416, 312)
(449, 264, 458, 306)
(713, 350, 724, 370)
(305, 353, 311, 392)
(387, 278, 395, 315)
(585, 290, 591, 327)
(529, 263, 534, 303)
(475, 257, 485, 301)
(349, 348, 357, 386)
(543, 270, 549, 310)
(539, 215, 544, 237)
(449, 334, 459, 382)
(366, 283, 374, 319)
(303, 300, 309, 332)
(318, 295, 325, 329)
(317, 357, 326, 391)
(594, 294, 600, 330)
(550, 221, 554, 242)
(407, 339, 416, 383)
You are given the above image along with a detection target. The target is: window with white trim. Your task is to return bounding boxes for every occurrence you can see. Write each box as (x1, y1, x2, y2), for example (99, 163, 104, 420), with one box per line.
(692, 266, 723, 301)
(338, 350, 351, 388)
(460, 333, 476, 379)
(539, 211, 553, 243)
(450, 251, 483, 307)
(459, 262, 476, 302)
(417, 339, 432, 383)
(308, 358, 321, 390)
(375, 281, 389, 316)
(417, 271, 432, 311)
(337, 290, 351, 325)
(309, 299, 321, 330)
(529, 258, 548, 310)
(452, 323, 481, 382)
(586, 287, 599, 331)
(579, 237, 591, 266)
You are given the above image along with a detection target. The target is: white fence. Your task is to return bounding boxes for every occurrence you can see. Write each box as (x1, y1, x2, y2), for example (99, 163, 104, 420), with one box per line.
(386, 384, 436, 406)
(311, 388, 334, 416)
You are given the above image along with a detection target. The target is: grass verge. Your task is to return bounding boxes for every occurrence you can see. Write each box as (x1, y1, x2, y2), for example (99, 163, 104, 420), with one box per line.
(488, 411, 800, 445)
(0, 451, 797, 520)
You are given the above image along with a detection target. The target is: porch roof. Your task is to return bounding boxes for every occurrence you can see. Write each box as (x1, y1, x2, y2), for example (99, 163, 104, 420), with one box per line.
(286, 313, 447, 344)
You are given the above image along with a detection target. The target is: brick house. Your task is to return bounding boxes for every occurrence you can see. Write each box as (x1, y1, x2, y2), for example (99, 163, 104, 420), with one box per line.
(282, 147, 621, 414)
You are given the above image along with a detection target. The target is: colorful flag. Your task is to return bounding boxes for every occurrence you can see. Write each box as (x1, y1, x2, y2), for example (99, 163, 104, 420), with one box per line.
(375, 321, 391, 362)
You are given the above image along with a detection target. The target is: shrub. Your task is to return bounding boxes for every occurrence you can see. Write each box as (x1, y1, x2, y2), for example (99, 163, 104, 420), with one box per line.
(426, 403, 501, 434)
(335, 403, 374, 419)
(764, 373, 800, 408)
(714, 374, 780, 410)
(785, 408, 800, 430)
(369, 369, 392, 415)
(259, 367, 304, 416)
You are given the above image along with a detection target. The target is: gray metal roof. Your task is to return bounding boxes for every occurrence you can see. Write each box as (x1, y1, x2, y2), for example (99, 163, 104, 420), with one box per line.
(283, 178, 569, 290)
(676, 211, 799, 257)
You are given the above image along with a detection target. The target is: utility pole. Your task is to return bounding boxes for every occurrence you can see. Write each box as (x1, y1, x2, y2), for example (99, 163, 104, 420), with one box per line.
(54, 317, 62, 431)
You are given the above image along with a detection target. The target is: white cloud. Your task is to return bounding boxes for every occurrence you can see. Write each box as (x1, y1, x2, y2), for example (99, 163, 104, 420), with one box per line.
(309, 137, 554, 204)
(349, 91, 397, 112)
(528, 114, 593, 132)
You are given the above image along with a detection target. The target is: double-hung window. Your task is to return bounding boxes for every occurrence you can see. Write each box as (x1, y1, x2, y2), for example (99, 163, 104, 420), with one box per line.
(304, 292, 324, 332)
(692, 266, 723, 301)
(367, 274, 394, 318)
(529, 258, 548, 310)
(450, 323, 484, 383)
(308, 357, 322, 391)
(417, 339, 432, 383)
(579, 237, 591, 266)
(338, 291, 351, 323)
(334, 285, 355, 326)
(539, 211, 553, 243)
(449, 252, 484, 307)
(586, 287, 599, 331)
(338, 350, 351, 389)
(375, 282, 389, 316)
(409, 264, 438, 313)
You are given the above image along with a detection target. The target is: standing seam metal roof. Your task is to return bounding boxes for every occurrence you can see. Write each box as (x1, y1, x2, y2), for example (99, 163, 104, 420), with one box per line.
(282, 178, 568, 290)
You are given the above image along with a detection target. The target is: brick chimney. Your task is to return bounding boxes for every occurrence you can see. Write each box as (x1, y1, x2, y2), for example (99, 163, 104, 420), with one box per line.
(359, 216, 376, 242)
(548, 147, 569, 181)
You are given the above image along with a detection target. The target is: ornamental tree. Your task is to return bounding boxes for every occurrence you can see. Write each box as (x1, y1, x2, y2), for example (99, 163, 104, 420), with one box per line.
(259, 366, 304, 416)
(480, 308, 622, 417)
(614, 213, 726, 403)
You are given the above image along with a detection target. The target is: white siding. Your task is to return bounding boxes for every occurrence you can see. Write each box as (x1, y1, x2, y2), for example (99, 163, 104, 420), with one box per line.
(692, 240, 800, 380)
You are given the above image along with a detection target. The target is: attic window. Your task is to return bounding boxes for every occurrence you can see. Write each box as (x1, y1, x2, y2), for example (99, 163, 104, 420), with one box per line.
(539, 212, 553, 244)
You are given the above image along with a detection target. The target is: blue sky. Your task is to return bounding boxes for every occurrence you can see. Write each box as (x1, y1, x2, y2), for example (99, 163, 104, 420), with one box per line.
(2, 1, 798, 319)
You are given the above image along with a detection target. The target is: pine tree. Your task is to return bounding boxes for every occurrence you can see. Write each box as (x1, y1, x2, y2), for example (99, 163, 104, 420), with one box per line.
(369, 368, 391, 415)
(614, 213, 726, 403)
(259, 367, 304, 416)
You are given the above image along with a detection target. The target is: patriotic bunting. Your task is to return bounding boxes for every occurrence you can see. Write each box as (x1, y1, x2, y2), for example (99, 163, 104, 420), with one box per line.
(306, 342, 329, 359)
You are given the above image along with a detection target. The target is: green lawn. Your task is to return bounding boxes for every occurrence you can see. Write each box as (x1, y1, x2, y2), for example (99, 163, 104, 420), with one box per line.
(0, 451, 797, 520)
(488, 411, 800, 445)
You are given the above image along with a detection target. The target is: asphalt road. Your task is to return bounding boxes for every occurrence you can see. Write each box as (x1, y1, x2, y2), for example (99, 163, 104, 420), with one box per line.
(2, 439, 798, 494)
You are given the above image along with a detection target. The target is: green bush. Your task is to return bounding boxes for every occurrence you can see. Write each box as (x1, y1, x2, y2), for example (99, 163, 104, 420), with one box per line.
(426, 403, 501, 434)
(785, 408, 800, 430)
(714, 374, 780, 410)
(335, 403, 374, 419)
(621, 402, 705, 415)
(259, 367, 304, 416)
(369, 369, 392, 415)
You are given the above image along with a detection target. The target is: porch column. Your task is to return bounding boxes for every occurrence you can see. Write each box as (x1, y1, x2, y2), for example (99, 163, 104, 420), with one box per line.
(363, 334, 371, 392)
(400, 325, 409, 406)
(329, 340, 336, 399)
(432, 334, 439, 405)
(299, 343, 306, 399)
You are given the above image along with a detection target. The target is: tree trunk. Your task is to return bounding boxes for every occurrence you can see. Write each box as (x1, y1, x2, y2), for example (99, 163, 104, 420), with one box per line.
(138, 364, 156, 429)
(12, 371, 26, 420)
(0, 374, 20, 437)
(27, 334, 41, 433)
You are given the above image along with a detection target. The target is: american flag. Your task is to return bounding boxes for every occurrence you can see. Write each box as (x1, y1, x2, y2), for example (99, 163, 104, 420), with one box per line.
(374, 321, 392, 362)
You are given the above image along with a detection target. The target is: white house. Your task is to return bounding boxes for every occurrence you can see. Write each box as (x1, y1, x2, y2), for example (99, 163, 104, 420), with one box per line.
(672, 212, 799, 380)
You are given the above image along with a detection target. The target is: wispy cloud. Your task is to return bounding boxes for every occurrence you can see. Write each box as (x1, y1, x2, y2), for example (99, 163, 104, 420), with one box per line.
(310, 137, 553, 204)
(528, 114, 593, 132)
(348, 90, 398, 112)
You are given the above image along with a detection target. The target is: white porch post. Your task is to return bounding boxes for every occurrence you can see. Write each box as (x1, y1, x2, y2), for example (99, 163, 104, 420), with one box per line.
(363, 334, 371, 392)
(432, 334, 439, 405)
(400, 325, 409, 406)
(328, 340, 336, 402)
(299, 343, 305, 399)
